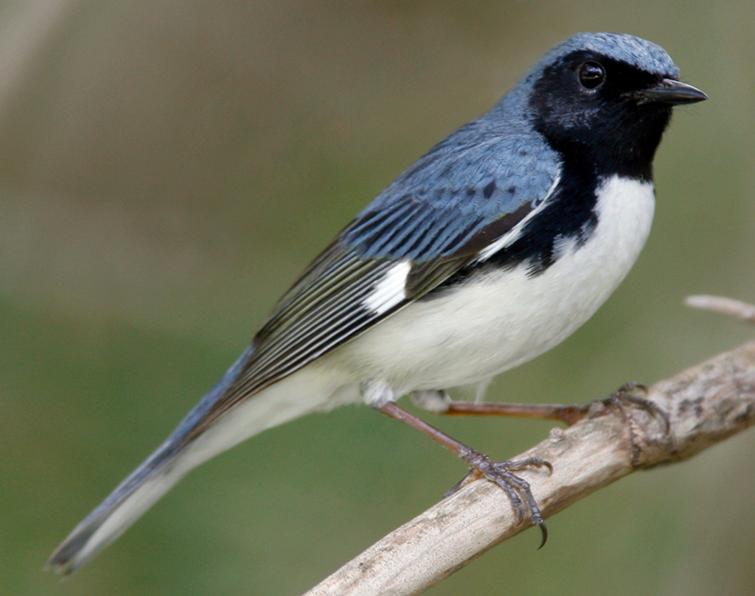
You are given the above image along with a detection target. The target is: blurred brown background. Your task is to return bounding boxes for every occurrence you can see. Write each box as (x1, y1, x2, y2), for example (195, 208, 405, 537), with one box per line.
(1, 1, 753, 594)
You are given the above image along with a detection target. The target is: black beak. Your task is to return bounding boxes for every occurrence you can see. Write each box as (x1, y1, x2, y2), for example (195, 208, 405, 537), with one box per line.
(633, 78, 708, 106)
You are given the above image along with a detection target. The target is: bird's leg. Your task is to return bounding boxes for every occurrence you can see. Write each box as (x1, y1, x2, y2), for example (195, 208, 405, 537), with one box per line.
(445, 401, 589, 426)
(411, 390, 587, 426)
(377, 401, 551, 547)
(411, 383, 669, 431)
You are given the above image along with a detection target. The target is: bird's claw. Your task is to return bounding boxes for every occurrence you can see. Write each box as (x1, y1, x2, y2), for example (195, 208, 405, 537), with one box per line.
(448, 449, 551, 548)
(603, 381, 671, 433)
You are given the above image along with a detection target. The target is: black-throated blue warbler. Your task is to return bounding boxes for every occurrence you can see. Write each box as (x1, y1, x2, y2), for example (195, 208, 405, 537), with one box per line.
(49, 32, 706, 574)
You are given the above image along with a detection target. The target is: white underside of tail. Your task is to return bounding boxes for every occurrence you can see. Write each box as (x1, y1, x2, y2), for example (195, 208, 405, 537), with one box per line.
(184, 364, 356, 469)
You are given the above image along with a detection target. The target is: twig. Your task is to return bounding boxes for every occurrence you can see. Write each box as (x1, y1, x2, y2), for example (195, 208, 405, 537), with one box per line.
(307, 303, 755, 595)
(685, 294, 755, 323)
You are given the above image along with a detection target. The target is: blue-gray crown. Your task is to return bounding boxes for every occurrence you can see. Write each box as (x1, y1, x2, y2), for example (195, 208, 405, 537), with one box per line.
(539, 32, 679, 78)
(490, 33, 680, 122)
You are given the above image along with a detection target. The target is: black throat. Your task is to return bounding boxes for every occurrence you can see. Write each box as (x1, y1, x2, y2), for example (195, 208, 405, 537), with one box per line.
(528, 51, 673, 183)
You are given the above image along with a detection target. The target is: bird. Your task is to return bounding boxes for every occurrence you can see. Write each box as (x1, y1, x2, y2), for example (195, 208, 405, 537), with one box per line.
(48, 32, 707, 575)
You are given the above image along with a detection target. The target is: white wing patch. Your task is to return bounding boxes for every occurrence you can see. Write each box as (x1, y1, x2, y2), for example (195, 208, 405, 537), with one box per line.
(476, 172, 562, 264)
(363, 260, 411, 314)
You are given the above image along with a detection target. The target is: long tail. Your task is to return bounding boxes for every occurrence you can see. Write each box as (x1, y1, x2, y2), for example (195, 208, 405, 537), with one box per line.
(47, 348, 254, 575)
(47, 347, 341, 575)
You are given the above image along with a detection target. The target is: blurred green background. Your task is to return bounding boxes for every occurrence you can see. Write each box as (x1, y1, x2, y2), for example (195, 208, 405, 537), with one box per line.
(1, 1, 753, 594)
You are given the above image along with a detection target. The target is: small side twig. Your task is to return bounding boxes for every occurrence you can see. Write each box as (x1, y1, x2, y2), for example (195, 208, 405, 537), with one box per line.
(685, 294, 755, 324)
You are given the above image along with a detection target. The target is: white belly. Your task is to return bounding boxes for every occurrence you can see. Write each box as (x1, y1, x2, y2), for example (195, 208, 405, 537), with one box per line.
(336, 175, 655, 393)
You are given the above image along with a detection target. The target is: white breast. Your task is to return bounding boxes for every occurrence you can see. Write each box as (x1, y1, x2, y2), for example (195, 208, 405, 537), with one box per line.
(337, 175, 655, 393)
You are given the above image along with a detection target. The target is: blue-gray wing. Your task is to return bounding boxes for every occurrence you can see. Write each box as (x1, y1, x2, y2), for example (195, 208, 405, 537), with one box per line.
(342, 132, 558, 261)
(190, 130, 560, 429)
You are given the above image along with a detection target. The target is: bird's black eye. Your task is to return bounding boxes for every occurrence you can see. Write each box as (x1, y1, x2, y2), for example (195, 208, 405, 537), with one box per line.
(578, 61, 605, 90)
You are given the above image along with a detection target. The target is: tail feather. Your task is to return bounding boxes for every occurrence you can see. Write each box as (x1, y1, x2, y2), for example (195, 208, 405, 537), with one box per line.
(47, 347, 255, 575)
(47, 440, 185, 575)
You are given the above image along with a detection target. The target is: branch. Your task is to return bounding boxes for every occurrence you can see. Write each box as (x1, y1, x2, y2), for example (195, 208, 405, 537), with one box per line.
(307, 303, 755, 595)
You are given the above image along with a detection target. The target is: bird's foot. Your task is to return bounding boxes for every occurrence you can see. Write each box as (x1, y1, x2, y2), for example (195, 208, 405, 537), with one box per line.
(447, 449, 552, 548)
(589, 382, 672, 467)
(599, 381, 670, 434)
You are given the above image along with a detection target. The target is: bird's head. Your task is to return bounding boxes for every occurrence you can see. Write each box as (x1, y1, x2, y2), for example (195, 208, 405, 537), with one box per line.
(515, 33, 707, 178)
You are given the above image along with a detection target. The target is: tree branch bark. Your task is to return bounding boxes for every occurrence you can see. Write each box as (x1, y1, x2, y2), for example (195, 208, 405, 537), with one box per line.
(307, 302, 755, 596)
